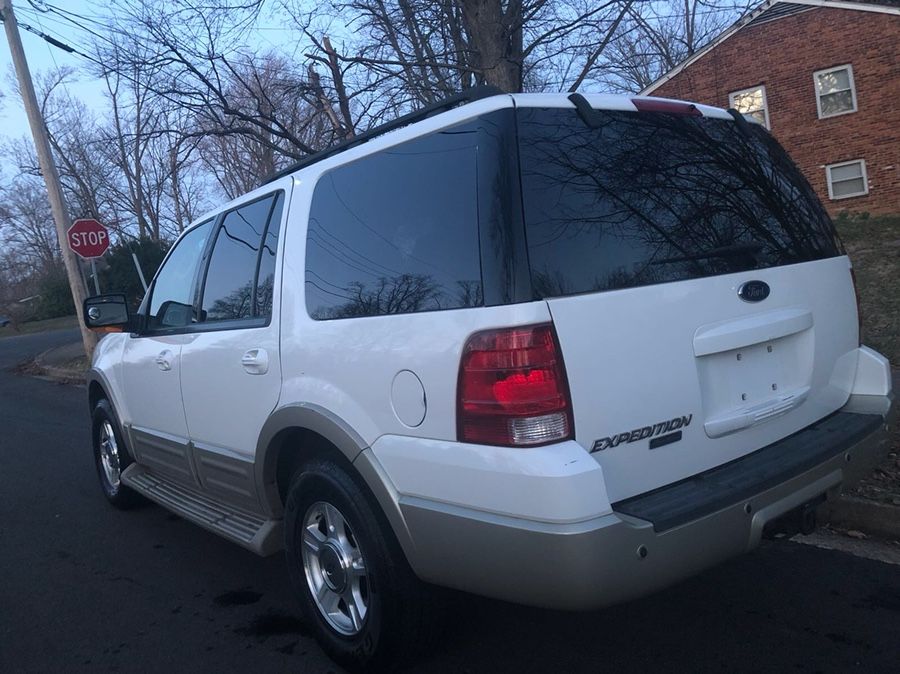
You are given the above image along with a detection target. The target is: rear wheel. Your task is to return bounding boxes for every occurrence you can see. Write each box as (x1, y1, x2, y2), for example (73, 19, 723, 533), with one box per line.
(284, 458, 433, 671)
(91, 399, 140, 509)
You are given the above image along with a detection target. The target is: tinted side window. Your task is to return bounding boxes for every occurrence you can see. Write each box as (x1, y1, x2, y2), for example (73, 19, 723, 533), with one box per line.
(201, 195, 276, 323)
(255, 192, 284, 318)
(148, 220, 213, 330)
(305, 123, 483, 320)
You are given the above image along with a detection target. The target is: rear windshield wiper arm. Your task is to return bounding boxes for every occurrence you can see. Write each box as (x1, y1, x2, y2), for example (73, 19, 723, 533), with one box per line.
(651, 242, 764, 265)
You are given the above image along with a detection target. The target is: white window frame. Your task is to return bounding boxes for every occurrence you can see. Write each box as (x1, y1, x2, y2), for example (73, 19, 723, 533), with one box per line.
(728, 85, 770, 129)
(814, 64, 858, 119)
(825, 159, 868, 200)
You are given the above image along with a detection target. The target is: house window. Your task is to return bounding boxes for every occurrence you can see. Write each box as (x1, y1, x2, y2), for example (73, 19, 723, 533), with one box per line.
(826, 160, 868, 200)
(814, 65, 857, 118)
(729, 85, 769, 128)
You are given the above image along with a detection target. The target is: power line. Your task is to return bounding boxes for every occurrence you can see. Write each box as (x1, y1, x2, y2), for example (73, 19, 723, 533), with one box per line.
(16, 5, 111, 58)
(24, 0, 61, 71)
(3, 10, 103, 67)
(44, 2, 124, 49)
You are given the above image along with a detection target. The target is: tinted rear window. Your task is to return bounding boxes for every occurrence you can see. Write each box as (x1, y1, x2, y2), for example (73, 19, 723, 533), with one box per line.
(517, 108, 840, 298)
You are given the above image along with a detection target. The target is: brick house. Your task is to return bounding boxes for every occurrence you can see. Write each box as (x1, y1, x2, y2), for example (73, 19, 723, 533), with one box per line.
(642, 0, 900, 216)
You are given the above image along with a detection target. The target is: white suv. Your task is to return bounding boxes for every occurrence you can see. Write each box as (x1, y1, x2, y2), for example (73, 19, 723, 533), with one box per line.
(83, 89, 895, 670)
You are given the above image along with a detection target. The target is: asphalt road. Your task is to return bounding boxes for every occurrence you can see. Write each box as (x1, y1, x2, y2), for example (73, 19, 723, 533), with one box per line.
(1, 330, 899, 673)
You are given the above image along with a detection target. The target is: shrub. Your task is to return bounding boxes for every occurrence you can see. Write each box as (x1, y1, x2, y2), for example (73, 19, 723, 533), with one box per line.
(100, 237, 170, 309)
(33, 268, 75, 320)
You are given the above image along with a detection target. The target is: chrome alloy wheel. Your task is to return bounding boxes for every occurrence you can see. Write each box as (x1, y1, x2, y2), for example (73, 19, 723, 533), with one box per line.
(98, 420, 122, 489)
(301, 501, 369, 636)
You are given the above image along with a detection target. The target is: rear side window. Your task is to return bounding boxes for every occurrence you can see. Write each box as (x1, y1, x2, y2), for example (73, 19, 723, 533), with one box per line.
(305, 123, 483, 320)
(517, 108, 840, 298)
(200, 192, 283, 324)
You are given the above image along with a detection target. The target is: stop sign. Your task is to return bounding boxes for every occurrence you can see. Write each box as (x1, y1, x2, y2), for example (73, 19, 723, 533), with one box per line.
(67, 219, 110, 259)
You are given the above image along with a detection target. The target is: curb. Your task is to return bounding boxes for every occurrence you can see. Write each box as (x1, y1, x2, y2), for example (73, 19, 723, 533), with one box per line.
(37, 363, 87, 384)
(33, 344, 87, 384)
(821, 496, 900, 541)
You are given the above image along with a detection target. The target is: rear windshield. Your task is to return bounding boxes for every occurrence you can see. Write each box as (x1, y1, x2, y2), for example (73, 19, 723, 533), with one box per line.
(517, 108, 841, 298)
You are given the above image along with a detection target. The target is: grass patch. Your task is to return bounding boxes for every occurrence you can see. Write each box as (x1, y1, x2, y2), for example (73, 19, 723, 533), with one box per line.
(0, 315, 77, 339)
(835, 213, 900, 365)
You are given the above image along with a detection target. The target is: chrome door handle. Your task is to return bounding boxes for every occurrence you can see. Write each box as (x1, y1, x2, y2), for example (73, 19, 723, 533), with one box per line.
(241, 348, 269, 375)
(155, 350, 174, 371)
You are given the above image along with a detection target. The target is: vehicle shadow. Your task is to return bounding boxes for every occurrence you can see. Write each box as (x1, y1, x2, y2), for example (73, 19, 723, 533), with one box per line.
(404, 540, 895, 674)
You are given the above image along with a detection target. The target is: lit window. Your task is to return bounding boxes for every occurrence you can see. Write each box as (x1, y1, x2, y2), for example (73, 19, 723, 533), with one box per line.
(814, 65, 857, 118)
(825, 160, 868, 200)
(729, 85, 769, 128)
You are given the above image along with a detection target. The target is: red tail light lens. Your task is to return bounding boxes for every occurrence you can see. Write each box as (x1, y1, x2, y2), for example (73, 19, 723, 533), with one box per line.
(457, 324, 574, 447)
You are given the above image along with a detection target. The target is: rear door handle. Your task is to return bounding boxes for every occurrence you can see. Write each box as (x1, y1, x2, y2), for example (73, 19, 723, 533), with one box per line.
(241, 348, 269, 375)
(155, 350, 174, 371)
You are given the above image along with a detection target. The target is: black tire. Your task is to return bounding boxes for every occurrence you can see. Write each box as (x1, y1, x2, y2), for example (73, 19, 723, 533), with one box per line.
(284, 458, 434, 672)
(91, 399, 141, 509)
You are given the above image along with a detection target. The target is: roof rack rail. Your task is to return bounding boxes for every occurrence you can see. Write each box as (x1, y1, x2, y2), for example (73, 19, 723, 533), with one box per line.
(262, 85, 507, 185)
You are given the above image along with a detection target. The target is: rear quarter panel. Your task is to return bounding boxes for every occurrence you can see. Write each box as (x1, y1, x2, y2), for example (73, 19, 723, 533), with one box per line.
(277, 172, 552, 447)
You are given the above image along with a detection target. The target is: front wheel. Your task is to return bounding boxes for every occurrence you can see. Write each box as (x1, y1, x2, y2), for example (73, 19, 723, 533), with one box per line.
(91, 399, 140, 509)
(284, 458, 433, 671)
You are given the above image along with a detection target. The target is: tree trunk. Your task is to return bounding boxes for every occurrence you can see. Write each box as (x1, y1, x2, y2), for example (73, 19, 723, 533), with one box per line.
(460, 0, 523, 92)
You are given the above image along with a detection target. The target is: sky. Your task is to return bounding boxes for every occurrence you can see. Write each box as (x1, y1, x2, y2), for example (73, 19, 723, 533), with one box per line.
(0, 0, 298, 143)
(0, 0, 109, 140)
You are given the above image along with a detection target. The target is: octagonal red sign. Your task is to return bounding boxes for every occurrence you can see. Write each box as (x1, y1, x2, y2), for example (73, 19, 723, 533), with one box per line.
(67, 218, 110, 259)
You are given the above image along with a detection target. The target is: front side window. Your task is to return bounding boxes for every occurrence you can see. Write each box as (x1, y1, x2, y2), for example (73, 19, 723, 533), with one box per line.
(305, 120, 484, 320)
(729, 85, 769, 128)
(814, 65, 857, 118)
(200, 192, 282, 323)
(826, 160, 868, 200)
(517, 107, 840, 299)
(148, 220, 213, 330)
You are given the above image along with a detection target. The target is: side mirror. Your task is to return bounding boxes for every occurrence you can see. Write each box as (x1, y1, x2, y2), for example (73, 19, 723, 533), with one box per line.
(157, 300, 194, 328)
(84, 294, 130, 332)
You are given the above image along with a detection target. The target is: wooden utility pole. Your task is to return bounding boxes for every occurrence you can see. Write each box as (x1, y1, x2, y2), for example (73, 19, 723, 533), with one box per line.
(0, 0, 97, 357)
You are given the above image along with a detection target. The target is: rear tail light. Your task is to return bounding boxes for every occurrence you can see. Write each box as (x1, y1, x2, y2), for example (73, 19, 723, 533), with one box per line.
(850, 268, 863, 345)
(457, 324, 574, 447)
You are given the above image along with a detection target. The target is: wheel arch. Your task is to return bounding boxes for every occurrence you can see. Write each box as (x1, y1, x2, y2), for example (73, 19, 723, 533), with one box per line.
(86, 368, 139, 466)
(87, 369, 110, 412)
(255, 404, 417, 565)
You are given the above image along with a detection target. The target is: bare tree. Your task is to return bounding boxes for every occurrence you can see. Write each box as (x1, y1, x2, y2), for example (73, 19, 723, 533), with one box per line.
(193, 53, 332, 197)
(5, 68, 137, 250)
(602, 1, 752, 93)
(288, 0, 636, 126)
(7, 60, 209, 250)
(0, 180, 61, 274)
(99, 1, 342, 167)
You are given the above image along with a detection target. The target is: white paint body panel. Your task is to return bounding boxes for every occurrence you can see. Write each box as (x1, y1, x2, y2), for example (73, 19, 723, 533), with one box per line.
(371, 436, 611, 524)
(180, 326, 281, 460)
(547, 255, 861, 501)
(120, 334, 190, 441)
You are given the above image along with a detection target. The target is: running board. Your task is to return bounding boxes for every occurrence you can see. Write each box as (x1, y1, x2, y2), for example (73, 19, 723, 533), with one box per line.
(121, 464, 283, 556)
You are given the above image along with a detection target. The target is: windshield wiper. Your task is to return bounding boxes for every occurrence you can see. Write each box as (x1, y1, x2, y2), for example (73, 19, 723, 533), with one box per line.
(651, 242, 764, 265)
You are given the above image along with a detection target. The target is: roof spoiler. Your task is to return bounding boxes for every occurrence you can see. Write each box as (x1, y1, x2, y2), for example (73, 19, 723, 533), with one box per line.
(569, 93, 702, 128)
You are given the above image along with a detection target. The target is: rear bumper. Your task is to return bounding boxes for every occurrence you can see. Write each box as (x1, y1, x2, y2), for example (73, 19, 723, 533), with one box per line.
(385, 392, 895, 610)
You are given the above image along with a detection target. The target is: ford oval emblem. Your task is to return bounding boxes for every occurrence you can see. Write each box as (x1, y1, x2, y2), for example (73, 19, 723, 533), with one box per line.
(738, 280, 770, 303)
